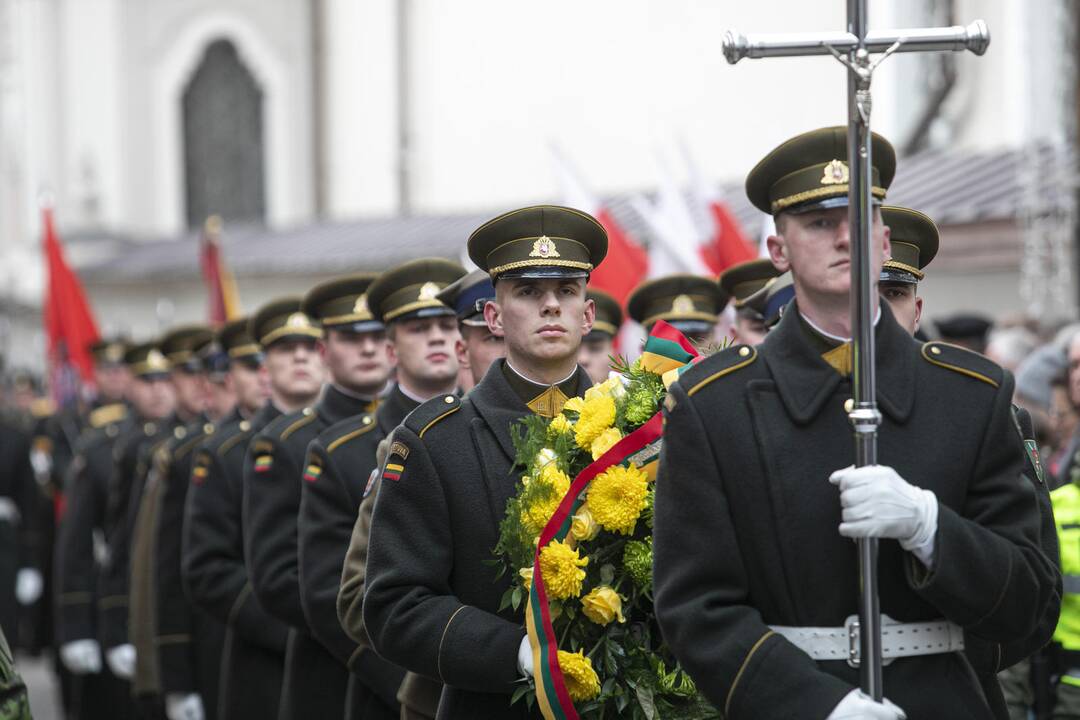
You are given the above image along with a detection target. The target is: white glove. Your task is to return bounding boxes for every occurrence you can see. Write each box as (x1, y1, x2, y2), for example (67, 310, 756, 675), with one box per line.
(827, 690, 906, 719)
(105, 643, 136, 679)
(517, 635, 533, 677)
(15, 568, 43, 605)
(165, 693, 205, 720)
(60, 639, 102, 674)
(830, 465, 938, 568)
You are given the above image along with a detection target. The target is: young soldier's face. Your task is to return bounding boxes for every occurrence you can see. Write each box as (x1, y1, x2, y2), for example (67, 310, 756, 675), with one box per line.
(172, 370, 207, 417)
(389, 316, 460, 388)
(487, 278, 594, 366)
(457, 325, 505, 386)
(768, 206, 890, 301)
(228, 359, 269, 415)
(321, 328, 392, 396)
(264, 338, 323, 400)
(203, 377, 237, 421)
(880, 282, 922, 335)
(94, 365, 131, 403)
(578, 336, 614, 384)
(128, 376, 175, 419)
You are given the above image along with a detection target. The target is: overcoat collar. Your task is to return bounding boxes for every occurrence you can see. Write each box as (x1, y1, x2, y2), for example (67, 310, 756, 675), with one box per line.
(469, 359, 591, 462)
(760, 300, 915, 425)
(317, 383, 373, 426)
(376, 384, 422, 436)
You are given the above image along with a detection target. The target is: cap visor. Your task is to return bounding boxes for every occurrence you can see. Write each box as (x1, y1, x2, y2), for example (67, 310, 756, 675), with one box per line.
(496, 267, 589, 280)
(783, 195, 882, 215)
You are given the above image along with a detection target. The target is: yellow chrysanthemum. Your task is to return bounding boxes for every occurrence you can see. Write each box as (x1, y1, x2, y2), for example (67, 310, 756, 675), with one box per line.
(549, 413, 572, 436)
(563, 396, 586, 413)
(520, 465, 571, 535)
(585, 465, 649, 535)
(539, 463, 571, 490)
(557, 650, 601, 702)
(590, 427, 623, 460)
(538, 540, 588, 600)
(574, 395, 615, 449)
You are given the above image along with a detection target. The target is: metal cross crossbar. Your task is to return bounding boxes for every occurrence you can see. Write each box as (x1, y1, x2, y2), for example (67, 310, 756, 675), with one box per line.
(722, 1, 990, 702)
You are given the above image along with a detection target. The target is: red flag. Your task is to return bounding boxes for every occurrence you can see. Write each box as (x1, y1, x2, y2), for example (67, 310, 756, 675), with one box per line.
(42, 205, 99, 394)
(590, 208, 649, 309)
(699, 200, 755, 275)
(199, 216, 241, 326)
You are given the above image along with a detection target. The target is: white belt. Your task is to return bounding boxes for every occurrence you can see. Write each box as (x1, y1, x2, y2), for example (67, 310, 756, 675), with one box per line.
(0, 498, 18, 523)
(770, 614, 964, 668)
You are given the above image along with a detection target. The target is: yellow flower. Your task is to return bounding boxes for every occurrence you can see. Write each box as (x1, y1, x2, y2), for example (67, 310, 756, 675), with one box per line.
(549, 414, 572, 436)
(574, 395, 615, 449)
(557, 650, 601, 702)
(590, 427, 622, 460)
(520, 465, 572, 535)
(581, 586, 625, 625)
(538, 540, 588, 600)
(519, 567, 534, 591)
(569, 507, 600, 542)
(563, 396, 586, 413)
(585, 465, 649, 535)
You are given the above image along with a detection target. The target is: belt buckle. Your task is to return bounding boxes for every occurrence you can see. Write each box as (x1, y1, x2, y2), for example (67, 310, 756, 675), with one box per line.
(846, 615, 861, 668)
(845, 614, 896, 669)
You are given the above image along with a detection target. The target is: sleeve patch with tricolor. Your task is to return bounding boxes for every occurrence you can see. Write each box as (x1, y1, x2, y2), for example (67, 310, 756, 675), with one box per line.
(303, 459, 323, 483)
(382, 441, 409, 482)
(252, 440, 274, 474)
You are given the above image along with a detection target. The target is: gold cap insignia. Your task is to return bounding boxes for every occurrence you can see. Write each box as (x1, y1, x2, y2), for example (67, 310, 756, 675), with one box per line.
(146, 349, 169, 370)
(672, 294, 695, 314)
(529, 236, 561, 259)
(104, 344, 125, 362)
(821, 160, 849, 185)
(418, 282, 440, 301)
(286, 312, 313, 328)
(353, 295, 370, 316)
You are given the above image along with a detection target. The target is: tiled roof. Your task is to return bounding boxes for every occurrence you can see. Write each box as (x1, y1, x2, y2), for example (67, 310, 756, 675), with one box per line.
(79, 142, 1077, 281)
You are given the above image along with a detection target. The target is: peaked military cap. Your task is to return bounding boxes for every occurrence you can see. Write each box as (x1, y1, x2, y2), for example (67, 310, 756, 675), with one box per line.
(880, 206, 939, 285)
(718, 258, 781, 309)
(217, 316, 262, 363)
(302, 273, 384, 333)
(468, 205, 608, 280)
(89, 336, 129, 367)
(125, 341, 171, 379)
(160, 325, 214, 373)
(744, 271, 796, 328)
(587, 289, 623, 339)
(436, 269, 496, 327)
(627, 275, 726, 334)
(746, 126, 897, 216)
(367, 258, 465, 323)
(249, 296, 323, 348)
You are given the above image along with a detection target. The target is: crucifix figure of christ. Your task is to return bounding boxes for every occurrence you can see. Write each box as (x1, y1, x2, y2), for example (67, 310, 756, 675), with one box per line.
(723, 2, 990, 701)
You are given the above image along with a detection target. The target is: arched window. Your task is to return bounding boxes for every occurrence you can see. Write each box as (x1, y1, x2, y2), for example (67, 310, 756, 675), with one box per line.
(183, 39, 265, 227)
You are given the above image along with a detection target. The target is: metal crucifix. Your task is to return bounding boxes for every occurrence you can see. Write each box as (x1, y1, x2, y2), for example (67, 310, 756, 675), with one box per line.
(722, 1, 990, 701)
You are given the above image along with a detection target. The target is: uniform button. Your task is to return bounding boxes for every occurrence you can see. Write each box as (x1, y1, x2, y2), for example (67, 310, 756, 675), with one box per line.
(175, 426, 187, 439)
(203, 423, 214, 435)
(363, 416, 372, 425)
(444, 396, 455, 404)
(303, 407, 314, 416)
(239, 421, 251, 432)
(930, 346, 942, 355)
(844, 398, 854, 413)
(738, 346, 751, 357)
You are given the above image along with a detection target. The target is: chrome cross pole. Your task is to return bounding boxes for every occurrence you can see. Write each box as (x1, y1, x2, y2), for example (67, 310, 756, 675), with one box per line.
(722, 2, 990, 701)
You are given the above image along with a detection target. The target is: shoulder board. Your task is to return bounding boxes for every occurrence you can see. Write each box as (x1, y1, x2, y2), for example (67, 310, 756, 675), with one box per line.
(921, 341, 1002, 389)
(217, 425, 254, 457)
(89, 403, 127, 428)
(325, 415, 377, 454)
(30, 398, 55, 419)
(676, 345, 758, 398)
(403, 394, 461, 437)
(280, 408, 317, 440)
